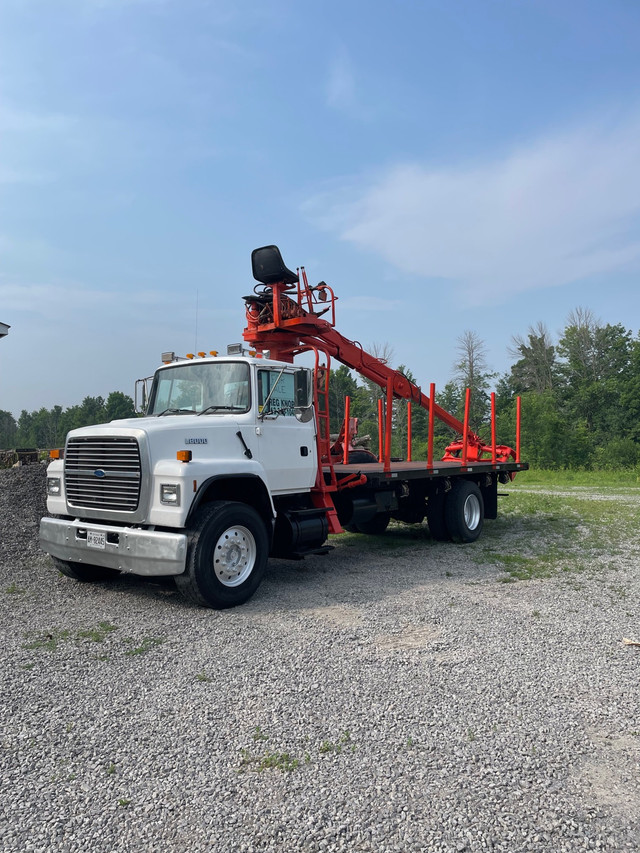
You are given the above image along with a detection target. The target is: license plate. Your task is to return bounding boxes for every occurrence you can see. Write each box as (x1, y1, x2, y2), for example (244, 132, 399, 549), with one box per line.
(87, 530, 106, 550)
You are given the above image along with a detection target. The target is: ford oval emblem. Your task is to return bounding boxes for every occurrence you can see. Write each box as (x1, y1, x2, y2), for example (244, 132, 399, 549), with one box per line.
(94, 469, 106, 478)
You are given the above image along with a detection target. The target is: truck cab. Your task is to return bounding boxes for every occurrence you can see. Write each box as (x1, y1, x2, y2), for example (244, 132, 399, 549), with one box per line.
(40, 352, 326, 608)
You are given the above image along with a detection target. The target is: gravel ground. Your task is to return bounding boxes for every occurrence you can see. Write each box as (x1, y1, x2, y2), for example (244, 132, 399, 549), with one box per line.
(1, 465, 639, 852)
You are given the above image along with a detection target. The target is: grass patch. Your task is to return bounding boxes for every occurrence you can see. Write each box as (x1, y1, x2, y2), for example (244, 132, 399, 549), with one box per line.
(319, 731, 355, 754)
(77, 622, 118, 643)
(5, 583, 26, 595)
(478, 483, 639, 582)
(23, 629, 72, 651)
(512, 468, 640, 488)
(239, 746, 301, 772)
(238, 728, 357, 773)
(23, 622, 119, 651)
(124, 635, 166, 656)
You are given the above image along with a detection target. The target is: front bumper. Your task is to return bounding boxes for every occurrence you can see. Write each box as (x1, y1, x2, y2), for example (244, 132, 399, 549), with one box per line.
(39, 517, 187, 577)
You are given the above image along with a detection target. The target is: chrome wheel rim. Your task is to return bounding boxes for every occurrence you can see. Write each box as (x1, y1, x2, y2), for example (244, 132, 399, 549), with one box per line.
(213, 525, 256, 587)
(463, 494, 481, 530)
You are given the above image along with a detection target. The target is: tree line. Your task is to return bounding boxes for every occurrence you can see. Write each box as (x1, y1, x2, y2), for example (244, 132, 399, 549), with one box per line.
(2, 307, 637, 469)
(0, 392, 137, 450)
(329, 308, 640, 470)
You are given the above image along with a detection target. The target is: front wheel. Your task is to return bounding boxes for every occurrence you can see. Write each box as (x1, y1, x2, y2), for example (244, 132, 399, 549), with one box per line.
(444, 480, 484, 543)
(175, 501, 268, 608)
(52, 557, 122, 582)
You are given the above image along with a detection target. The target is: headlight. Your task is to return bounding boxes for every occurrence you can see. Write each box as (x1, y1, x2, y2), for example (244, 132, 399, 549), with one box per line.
(160, 484, 181, 506)
(47, 477, 62, 496)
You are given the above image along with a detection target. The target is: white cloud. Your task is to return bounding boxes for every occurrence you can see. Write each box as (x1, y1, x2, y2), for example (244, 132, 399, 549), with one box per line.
(304, 110, 640, 301)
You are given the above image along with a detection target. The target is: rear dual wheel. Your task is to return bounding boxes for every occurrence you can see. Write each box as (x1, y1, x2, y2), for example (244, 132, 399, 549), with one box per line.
(427, 480, 484, 543)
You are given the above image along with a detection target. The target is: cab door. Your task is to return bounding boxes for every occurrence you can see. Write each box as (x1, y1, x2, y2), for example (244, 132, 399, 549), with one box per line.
(254, 367, 317, 494)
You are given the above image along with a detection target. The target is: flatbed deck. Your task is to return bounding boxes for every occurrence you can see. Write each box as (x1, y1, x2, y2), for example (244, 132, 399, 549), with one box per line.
(326, 459, 528, 487)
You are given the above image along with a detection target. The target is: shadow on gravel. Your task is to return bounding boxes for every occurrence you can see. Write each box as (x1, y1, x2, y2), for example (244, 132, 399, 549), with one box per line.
(43, 528, 465, 615)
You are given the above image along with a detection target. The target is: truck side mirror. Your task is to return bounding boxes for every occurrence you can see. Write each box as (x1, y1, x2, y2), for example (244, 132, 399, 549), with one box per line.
(294, 370, 314, 423)
(135, 378, 150, 414)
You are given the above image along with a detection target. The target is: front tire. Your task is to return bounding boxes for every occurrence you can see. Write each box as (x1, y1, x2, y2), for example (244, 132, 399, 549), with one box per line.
(444, 480, 484, 543)
(52, 557, 121, 582)
(175, 501, 268, 608)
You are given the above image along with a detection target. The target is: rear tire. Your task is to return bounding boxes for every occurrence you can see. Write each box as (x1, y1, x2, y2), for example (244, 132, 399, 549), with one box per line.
(52, 557, 121, 582)
(176, 501, 268, 608)
(444, 480, 484, 543)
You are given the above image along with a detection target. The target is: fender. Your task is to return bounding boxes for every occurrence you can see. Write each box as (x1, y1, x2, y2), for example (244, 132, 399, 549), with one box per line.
(186, 473, 276, 527)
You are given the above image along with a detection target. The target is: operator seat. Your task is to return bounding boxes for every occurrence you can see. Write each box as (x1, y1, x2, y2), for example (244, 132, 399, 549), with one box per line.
(251, 245, 299, 287)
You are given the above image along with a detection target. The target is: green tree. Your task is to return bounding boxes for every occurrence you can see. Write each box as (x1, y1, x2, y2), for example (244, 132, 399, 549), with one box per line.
(393, 365, 428, 459)
(508, 322, 557, 394)
(453, 330, 495, 429)
(328, 365, 359, 433)
(497, 391, 567, 469)
(557, 309, 631, 442)
(16, 410, 34, 446)
(105, 392, 136, 421)
(619, 334, 640, 443)
(0, 410, 17, 449)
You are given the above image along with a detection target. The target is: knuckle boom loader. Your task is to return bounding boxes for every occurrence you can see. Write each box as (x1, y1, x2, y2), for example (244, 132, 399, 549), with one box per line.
(40, 245, 527, 608)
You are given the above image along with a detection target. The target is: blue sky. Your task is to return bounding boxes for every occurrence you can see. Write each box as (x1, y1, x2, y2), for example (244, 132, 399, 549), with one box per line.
(2, 0, 640, 416)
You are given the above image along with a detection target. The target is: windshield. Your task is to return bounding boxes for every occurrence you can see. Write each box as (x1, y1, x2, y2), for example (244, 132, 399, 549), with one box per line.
(148, 361, 251, 415)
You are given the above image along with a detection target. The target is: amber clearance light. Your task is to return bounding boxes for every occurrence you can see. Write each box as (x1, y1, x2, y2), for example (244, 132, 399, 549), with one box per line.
(176, 450, 192, 463)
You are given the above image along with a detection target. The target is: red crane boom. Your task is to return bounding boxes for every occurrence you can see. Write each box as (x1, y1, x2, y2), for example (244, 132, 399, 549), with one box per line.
(242, 246, 515, 465)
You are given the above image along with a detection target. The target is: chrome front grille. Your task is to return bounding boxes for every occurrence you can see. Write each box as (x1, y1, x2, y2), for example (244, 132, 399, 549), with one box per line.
(65, 437, 142, 512)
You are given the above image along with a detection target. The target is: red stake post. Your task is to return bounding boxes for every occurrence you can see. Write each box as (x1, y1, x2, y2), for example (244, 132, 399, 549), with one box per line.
(378, 399, 384, 463)
(516, 396, 521, 463)
(384, 377, 393, 471)
(491, 392, 496, 464)
(427, 382, 435, 469)
(462, 388, 471, 466)
(343, 395, 350, 465)
(407, 402, 412, 462)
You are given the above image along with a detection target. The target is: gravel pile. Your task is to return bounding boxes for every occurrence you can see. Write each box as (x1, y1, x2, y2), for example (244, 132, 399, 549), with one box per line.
(1, 465, 639, 852)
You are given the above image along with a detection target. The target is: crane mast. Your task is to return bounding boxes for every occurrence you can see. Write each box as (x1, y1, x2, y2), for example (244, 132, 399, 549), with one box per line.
(243, 245, 515, 465)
